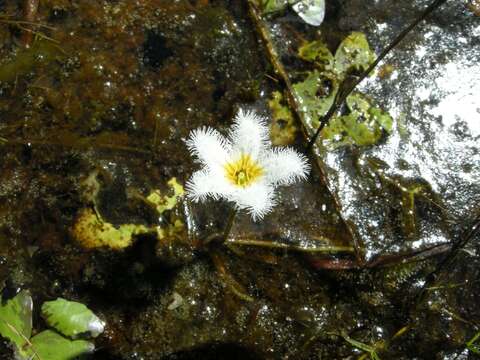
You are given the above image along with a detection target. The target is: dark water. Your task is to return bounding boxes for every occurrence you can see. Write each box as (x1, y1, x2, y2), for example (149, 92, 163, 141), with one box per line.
(0, 0, 479, 358)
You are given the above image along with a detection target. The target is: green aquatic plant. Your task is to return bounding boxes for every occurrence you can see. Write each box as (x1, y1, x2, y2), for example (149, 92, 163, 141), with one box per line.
(292, 32, 393, 148)
(0, 292, 103, 360)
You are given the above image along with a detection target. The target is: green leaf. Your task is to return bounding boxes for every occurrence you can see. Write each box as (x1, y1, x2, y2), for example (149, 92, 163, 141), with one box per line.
(340, 333, 382, 360)
(25, 330, 94, 360)
(334, 32, 376, 77)
(320, 93, 391, 148)
(41, 298, 105, 339)
(0, 291, 33, 350)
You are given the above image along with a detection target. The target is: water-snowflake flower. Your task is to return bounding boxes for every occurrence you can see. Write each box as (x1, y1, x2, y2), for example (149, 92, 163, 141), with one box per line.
(186, 109, 310, 220)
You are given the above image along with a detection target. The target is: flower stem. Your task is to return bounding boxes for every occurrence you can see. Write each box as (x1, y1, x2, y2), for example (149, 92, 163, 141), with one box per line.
(203, 207, 238, 246)
(222, 207, 238, 242)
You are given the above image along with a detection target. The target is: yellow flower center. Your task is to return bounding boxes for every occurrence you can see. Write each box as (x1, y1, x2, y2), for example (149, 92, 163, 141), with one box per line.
(224, 153, 263, 188)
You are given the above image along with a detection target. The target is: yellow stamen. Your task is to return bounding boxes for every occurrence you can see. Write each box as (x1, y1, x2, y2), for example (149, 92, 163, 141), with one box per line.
(224, 153, 263, 187)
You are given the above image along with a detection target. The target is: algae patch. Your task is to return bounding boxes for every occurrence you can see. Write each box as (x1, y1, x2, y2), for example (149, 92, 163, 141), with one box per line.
(268, 91, 298, 145)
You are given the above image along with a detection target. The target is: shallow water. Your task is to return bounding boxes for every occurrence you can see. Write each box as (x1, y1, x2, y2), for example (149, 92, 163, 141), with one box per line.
(0, 0, 479, 359)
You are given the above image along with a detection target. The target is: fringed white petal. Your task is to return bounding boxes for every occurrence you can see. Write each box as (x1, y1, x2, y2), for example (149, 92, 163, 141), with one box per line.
(230, 182, 276, 221)
(262, 147, 310, 185)
(186, 127, 231, 169)
(228, 108, 269, 160)
(186, 169, 235, 202)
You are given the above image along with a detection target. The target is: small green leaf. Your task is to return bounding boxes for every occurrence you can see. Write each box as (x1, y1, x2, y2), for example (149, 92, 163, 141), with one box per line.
(342, 113, 382, 146)
(293, 70, 339, 128)
(298, 40, 334, 70)
(0, 291, 33, 350)
(41, 298, 105, 339)
(26, 330, 94, 360)
(467, 331, 480, 354)
(261, 0, 288, 13)
(346, 93, 371, 114)
(369, 107, 393, 134)
(334, 32, 376, 77)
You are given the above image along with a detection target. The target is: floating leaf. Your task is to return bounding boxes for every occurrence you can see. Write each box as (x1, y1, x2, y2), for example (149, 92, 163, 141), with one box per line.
(0, 291, 33, 350)
(41, 298, 105, 339)
(25, 330, 94, 360)
(467, 331, 480, 355)
(290, 0, 325, 26)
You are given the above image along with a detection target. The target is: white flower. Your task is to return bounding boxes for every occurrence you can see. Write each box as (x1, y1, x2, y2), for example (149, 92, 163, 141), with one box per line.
(186, 109, 310, 220)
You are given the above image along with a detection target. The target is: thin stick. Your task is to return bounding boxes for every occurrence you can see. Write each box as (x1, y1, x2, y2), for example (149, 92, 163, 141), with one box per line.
(226, 238, 354, 254)
(0, 19, 56, 30)
(306, 0, 449, 150)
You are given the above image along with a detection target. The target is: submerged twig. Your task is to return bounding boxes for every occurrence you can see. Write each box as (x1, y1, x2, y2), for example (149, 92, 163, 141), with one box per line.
(2, 138, 152, 156)
(306, 0, 449, 150)
(415, 214, 480, 306)
(21, 0, 40, 47)
(309, 243, 451, 270)
(210, 251, 254, 302)
(226, 238, 354, 254)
